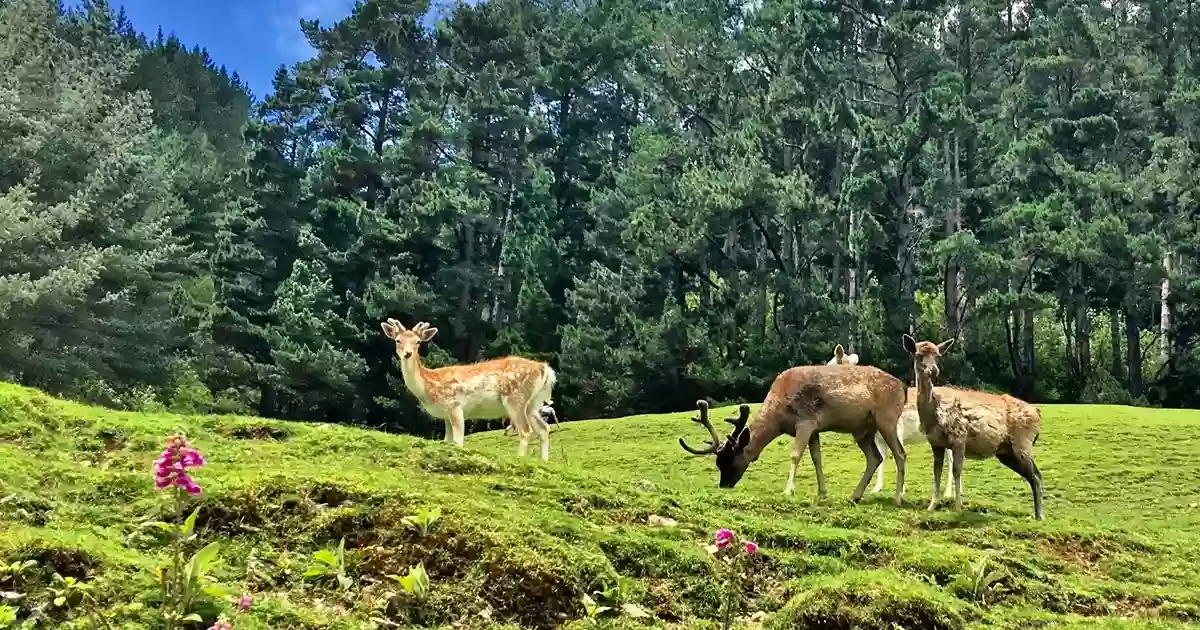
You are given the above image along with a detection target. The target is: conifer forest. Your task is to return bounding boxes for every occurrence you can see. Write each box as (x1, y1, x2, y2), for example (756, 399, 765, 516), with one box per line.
(4, 0, 1200, 436)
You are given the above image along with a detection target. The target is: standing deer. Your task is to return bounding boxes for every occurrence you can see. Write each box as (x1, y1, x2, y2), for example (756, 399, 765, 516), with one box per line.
(380, 318, 557, 461)
(826, 345, 953, 498)
(902, 334, 1045, 520)
(679, 364, 909, 505)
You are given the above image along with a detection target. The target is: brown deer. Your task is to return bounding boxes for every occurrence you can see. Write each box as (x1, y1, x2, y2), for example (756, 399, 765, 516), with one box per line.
(902, 334, 1045, 520)
(380, 318, 557, 460)
(826, 345, 953, 497)
(679, 364, 910, 505)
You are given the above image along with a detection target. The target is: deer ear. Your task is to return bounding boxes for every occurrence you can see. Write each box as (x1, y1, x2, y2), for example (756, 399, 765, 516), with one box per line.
(381, 321, 399, 339)
(419, 327, 438, 342)
(834, 344, 845, 359)
(902, 334, 917, 354)
(937, 338, 956, 355)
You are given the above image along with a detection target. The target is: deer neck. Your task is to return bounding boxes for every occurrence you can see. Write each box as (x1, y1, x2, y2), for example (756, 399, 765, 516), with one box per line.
(741, 415, 782, 464)
(914, 367, 937, 414)
(399, 352, 434, 403)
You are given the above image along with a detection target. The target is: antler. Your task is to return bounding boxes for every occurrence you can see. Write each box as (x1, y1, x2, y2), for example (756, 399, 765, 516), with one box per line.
(679, 400, 722, 455)
(725, 404, 750, 437)
(387, 318, 405, 331)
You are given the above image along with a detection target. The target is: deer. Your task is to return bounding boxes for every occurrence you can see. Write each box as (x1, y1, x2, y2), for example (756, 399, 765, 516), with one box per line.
(826, 345, 953, 498)
(902, 334, 1045, 520)
(380, 318, 557, 461)
(678, 363, 910, 506)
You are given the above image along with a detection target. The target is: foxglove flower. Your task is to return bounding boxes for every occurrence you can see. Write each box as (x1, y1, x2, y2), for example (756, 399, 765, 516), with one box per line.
(237, 593, 252, 612)
(153, 434, 206, 495)
(743, 541, 758, 554)
(714, 528, 735, 549)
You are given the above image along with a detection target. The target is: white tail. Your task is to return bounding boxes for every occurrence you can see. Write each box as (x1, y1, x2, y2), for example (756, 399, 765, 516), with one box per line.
(381, 318, 557, 461)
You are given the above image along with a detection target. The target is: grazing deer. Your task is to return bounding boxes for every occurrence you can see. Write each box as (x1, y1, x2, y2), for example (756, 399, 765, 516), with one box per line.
(380, 318, 557, 461)
(826, 345, 953, 497)
(902, 334, 1045, 520)
(679, 363, 909, 505)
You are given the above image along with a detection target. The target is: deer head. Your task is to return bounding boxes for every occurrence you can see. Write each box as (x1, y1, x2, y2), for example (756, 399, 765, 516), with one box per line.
(827, 344, 860, 366)
(679, 400, 753, 488)
(380, 318, 439, 360)
(902, 334, 955, 381)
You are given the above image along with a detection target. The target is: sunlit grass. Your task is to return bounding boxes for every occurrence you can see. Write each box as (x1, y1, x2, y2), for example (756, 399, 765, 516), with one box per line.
(1, 382, 1198, 628)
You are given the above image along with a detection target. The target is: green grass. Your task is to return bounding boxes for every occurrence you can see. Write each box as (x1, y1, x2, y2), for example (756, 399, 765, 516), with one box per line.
(2, 382, 1199, 629)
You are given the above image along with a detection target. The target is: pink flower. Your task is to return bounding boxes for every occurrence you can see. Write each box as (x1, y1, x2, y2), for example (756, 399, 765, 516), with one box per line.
(237, 593, 252, 611)
(743, 541, 758, 554)
(207, 621, 232, 630)
(714, 528, 735, 549)
(153, 434, 206, 495)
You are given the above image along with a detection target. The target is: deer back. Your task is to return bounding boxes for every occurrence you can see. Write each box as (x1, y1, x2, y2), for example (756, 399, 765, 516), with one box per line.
(761, 365, 906, 434)
(424, 356, 550, 407)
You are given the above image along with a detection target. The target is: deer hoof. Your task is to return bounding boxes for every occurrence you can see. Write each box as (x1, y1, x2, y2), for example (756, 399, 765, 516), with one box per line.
(926, 501, 938, 511)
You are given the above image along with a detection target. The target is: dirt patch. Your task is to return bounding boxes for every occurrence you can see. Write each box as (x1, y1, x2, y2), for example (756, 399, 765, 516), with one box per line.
(224, 422, 292, 441)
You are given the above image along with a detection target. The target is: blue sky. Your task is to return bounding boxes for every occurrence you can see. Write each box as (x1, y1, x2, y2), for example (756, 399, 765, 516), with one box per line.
(65, 0, 442, 101)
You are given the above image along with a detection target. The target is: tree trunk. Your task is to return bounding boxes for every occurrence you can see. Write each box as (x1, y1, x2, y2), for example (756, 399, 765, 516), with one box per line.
(848, 207, 860, 352)
(1126, 300, 1142, 398)
(1109, 306, 1124, 382)
(1073, 263, 1091, 383)
(1022, 307, 1036, 397)
(944, 134, 962, 340)
(1160, 252, 1171, 363)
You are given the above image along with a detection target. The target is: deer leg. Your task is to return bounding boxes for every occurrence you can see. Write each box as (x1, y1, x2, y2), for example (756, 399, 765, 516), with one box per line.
(785, 425, 816, 497)
(876, 423, 907, 506)
(808, 433, 827, 501)
(527, 408, 551, 462)
(850, 431, 883, 503)
(997, 451, 1045, 521)
(871, 433, 887, 494)
(503, 399, 532, 457)
(442, 416, 454, 444)
(448, 407, 466, 448)
(928, 447, 945, 511)
(951, 443, 966, 511)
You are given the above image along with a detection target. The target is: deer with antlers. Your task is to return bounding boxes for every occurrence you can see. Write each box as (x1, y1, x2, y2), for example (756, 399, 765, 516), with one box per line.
(679, 362, 910, 505)
(380, 318, 557, 461)
(902, 334, 1044, 520)
(826, 344, 953, 498)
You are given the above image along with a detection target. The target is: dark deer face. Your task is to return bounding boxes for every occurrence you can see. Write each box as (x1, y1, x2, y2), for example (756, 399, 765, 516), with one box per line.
(715, 426, 752, 487)
(679, 402, 752, 488)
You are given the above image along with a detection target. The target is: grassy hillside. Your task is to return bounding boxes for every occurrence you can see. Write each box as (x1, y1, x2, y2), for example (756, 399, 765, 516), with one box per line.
(1, 382, 1199, 629)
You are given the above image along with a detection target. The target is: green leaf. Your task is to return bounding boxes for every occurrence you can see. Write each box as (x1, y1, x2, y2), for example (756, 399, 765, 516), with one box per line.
(311, 549, 337, 566)
(181, 507, 201, 539)
(621, 603, 651, 619)
(201, 583, 232, 599)
(336, 573, 352, 590)
(53, 596, 65, 607)
(180, 613, 204, 623)
(186, 542, 221, 584)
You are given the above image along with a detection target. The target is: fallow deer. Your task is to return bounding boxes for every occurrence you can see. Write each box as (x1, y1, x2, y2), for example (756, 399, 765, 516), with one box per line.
(380, 318, 557, 461)
(902, 334, 1045, 520)
(679, 364, 909, 505)
(826, 345, 953, 497)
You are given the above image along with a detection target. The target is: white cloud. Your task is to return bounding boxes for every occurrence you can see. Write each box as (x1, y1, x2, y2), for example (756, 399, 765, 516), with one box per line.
(272, 0, 356, 60)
